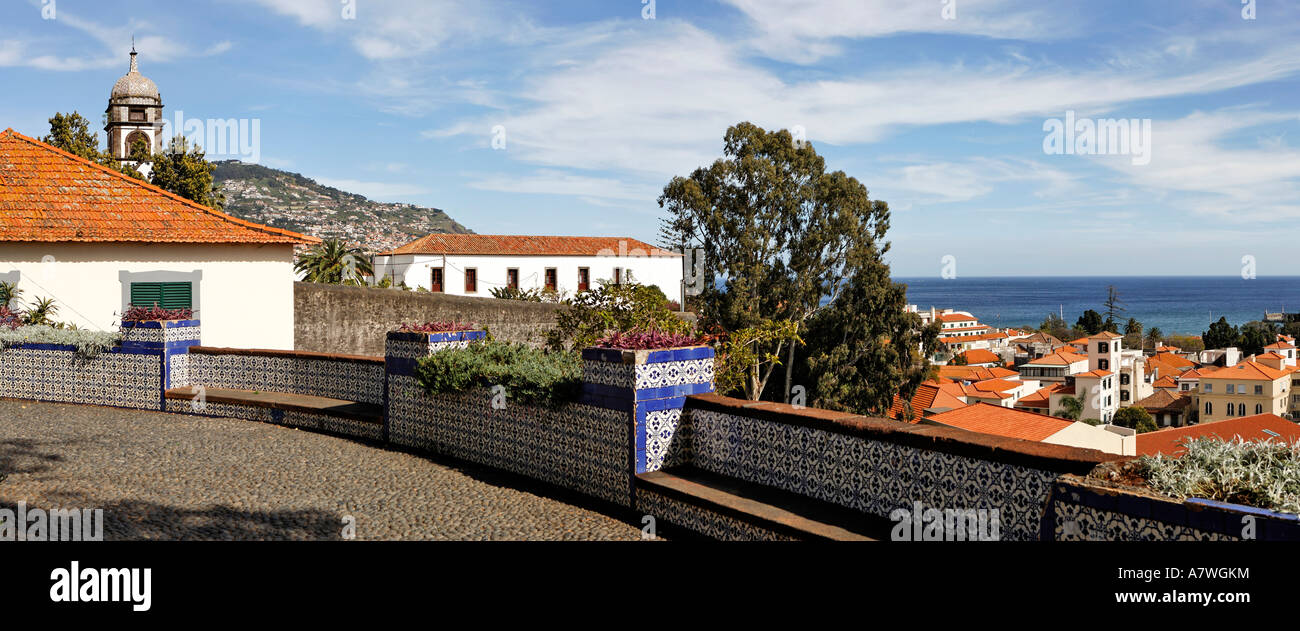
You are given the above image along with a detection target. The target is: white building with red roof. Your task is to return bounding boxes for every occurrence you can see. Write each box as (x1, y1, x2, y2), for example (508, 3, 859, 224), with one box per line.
(372, 233, 685, 302)
(0, 129, 315, 349)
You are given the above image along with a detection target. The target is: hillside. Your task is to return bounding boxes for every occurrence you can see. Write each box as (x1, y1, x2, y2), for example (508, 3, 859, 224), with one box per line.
(212, 161, 471, 252)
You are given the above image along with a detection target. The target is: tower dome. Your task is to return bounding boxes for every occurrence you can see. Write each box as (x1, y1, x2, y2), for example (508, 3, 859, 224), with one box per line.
(109, 49, 161, 105)
(105, 46, 165, 164)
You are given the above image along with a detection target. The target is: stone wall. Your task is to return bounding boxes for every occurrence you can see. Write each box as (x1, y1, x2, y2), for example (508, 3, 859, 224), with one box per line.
(294, 282, 564, 355)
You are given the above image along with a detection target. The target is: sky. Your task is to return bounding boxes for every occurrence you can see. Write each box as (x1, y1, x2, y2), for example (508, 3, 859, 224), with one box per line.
(2, 0, 1299, 277)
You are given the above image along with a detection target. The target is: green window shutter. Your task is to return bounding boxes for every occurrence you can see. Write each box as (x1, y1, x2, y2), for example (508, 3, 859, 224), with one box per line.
(130, 282, 193, 310)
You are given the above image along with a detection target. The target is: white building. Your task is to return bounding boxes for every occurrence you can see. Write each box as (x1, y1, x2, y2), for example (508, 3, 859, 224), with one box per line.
(372, 234, 685, 303)
(0, 129, 314, 349)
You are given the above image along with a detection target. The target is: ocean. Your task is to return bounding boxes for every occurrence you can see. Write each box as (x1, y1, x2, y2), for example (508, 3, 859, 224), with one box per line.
(894, 276, 1300, 336)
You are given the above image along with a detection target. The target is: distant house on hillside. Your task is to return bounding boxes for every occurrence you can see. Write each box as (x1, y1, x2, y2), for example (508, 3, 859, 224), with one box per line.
(372, 234, 685, 303)
(0, 129, 316, 349)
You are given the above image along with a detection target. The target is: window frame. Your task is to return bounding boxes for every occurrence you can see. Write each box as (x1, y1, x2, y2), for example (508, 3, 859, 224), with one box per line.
(464, 268, 478, 293)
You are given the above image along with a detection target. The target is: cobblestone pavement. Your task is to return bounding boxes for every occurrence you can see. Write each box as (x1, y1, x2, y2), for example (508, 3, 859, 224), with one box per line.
(0, 400, 647, 541)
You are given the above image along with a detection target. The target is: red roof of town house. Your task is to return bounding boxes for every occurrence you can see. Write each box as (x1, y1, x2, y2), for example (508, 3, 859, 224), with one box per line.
(925, 403, 1074, 442)
(1151, 375, 1178, 389)
(1015, 383, 1066, 409)
(1024, 349, 1087, 366)
(1090, 331, 1123, 339)
(0, 129, 315, 245)
(377, 233, 679, 257)
(937, 365, 1017, 382)
(1264, 341, 1295, 350)
(887, 380, 968, 421)
(1076, 369, 1112, 378)
(938, 312, 979, 323)
(1150, 352, 1196, 370)
(1200, 360, 1289, 381)
(955, 348, 1001, 365)
(1135, 389, 1192, 414)
(1135, 414, 1300, 456)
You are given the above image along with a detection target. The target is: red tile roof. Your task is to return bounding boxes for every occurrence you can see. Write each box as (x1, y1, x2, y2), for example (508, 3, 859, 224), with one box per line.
(1024, 349, 1088, 366)
(955, 348, 1001, 365)
(0, 129, 314, 245)
(926, 403, 1074, 442)
(938, 312, 979, 323)
(937, 365, 1018, 382)
(1201, 360, 1289, 381)
(887, 381, 968, 421)
(1150, 352, 1195, 369)
(377, 233, 679, 257)
(1135, 414, 1300, 456)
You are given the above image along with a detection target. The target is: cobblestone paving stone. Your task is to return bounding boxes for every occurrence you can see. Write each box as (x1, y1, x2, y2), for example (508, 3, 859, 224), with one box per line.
(0, 400, 648, 541)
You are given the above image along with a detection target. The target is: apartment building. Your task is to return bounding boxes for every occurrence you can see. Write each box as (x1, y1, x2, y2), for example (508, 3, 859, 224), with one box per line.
(1192, 360, 1292, 423)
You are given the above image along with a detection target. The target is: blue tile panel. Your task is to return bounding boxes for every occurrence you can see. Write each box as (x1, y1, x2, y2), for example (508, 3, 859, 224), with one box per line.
(686, 408, 1062, 541)
(581, 348, 714, 474)
(384, 330, 487, 377)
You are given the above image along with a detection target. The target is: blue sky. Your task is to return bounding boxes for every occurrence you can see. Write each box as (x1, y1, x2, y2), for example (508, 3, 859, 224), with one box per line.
(3, 0, 1299, 277)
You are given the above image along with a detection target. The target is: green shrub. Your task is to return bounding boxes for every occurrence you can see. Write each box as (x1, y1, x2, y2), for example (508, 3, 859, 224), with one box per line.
(1136, 437, 1300, 514)
(414, 340, 582, 407)
(0, 325, 122, 359)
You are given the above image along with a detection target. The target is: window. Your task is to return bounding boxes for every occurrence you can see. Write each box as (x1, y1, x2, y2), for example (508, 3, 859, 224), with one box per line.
(1099, 359, 1109, 371)
(1205, 402, 1213, 415)
(1097, 342, 1107, 353)
(1227, 384, 1235, 394)
(1256, 404, 1263, 414)
(129, 109, 146, 122)
(1254, 385, 1263, 395)
(1181, 383, 1190, 391)
(1204, 383, 1213, 393)
(129, 282, 192, 310)
(612, 267, 622, 285)
(1120, 390, 1129, 401)
(464, 268, 478, 293)
(430, 268, 444, 292)
(578, 267, 590, 292)
(1237, 403, 1246, 416)
(1120, 373, 1129, 385)
(506, 268, 519, 290)
(545, 268, 558, 292)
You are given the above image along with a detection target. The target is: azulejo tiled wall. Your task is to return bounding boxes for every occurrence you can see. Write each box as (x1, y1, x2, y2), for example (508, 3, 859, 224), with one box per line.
(635, 487, 798, 541)
(0, 346, 163, 410)
(688, 408, 1064, 541)
(164, 398, 385, 443)
(1043, 477, 1300, 541)
(384, 330, 487, 378)
(187, 352, 385, 405)
(387, 380, 633, 507)
(580, 346, 715, 474)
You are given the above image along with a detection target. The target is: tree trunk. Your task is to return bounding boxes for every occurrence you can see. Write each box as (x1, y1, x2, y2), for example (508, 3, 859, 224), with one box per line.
(783, 339, 795, 403)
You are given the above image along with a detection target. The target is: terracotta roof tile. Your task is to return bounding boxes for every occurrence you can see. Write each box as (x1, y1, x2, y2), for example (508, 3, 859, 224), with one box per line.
(1135, 414, 1300, 456)
(377, 233, 679, 257)
(0, 129, 315, 245)
(926, 402, 1074, 442)
(1200, 360, 1289, 381)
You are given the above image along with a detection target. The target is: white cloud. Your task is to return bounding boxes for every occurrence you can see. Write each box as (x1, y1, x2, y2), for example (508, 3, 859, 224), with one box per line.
(719, 0, 1075, 63)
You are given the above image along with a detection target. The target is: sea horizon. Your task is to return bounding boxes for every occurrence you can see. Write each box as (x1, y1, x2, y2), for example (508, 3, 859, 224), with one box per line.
(892, 275, 1300, 337)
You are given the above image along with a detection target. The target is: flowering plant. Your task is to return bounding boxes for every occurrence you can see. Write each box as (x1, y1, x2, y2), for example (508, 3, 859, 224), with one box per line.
(123, 305, 193, 322)
(397, 321, 479, 333)
(595, 330, 706, 350)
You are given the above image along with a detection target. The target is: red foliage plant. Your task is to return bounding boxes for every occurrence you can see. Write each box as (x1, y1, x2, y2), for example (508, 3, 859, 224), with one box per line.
(397, 321, 479, 333)
(0, 306, 21, 330)
(122, 305, 193, 322)
(596, 330, 706, 350)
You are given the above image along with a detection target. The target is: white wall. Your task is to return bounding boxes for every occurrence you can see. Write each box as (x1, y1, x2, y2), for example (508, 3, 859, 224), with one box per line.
(1, 243, 296, 349)
(1044, 422, 1136, 456)
(374, 253, 685, 303)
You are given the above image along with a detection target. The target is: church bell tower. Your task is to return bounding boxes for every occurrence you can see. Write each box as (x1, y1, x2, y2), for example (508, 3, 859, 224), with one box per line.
(105, 44, 164, 165)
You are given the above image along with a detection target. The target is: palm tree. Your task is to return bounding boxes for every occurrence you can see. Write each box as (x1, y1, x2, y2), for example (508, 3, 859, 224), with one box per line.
(294, 239, 373, 286)
(1054, 395, 1083, 421)
(22, 297, 58, 326)
(1144, 327, 1162, 351)
(0, 281, 21, 309)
